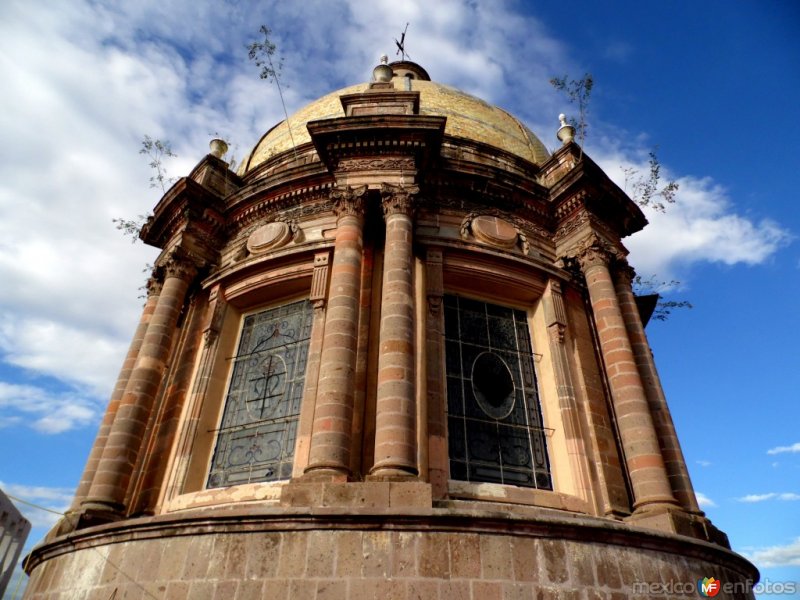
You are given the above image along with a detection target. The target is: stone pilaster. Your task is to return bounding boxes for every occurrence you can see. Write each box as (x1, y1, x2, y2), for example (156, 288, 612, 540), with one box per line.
(83, 253, 197, 515)
(304, 186, 367, 480)
(424, 249, 448, 497)
(543, 279, 594, 505)
(575, 242, 678, 512)
(614, 263, 702, 514)
(293, 251, 332, 477)
(71, 277, 162, 511)
(370, 184, 419, 478)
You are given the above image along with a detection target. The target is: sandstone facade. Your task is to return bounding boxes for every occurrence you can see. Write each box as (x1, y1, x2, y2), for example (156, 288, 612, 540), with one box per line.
(24, 60, 757, 599)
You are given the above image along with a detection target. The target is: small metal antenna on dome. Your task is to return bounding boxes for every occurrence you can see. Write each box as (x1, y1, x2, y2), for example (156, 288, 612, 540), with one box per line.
(394, 23, 410, 61)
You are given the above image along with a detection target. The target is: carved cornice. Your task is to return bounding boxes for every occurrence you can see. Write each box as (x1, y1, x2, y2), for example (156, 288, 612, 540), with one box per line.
(331, 185, 368, 219)
(229, 184, 333, 232)
(381, 183, 419, 217)
(338, 157, 415, 172)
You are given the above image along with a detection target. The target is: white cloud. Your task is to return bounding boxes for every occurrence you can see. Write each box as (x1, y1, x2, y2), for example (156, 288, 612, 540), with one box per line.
(739, 493, 776, 503)
(695, 492, 716, 508)
(737, 492, 800, 503)
(767, 442, 800, 455)
(744, 538, 800, 568)
(0, 382, 99, 434)
(0, 0, 790, 437)
(596, 153, 791, 280)
(0, 481, 72, 528)
(696, 460, 712, 467)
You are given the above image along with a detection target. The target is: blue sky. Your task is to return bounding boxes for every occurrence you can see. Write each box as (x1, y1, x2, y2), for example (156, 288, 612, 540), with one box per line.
(1, 0, 798, 596)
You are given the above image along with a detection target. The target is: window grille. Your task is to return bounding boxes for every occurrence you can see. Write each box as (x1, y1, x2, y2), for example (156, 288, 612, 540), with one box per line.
(207, 300, 312, 488)
(444, 295, 552, 489)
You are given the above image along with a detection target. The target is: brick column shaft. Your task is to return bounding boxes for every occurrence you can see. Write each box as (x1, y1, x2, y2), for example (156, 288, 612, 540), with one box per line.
(83, 257, 195, 513)
(614, 266, 701, 514)
(578, 246, 677, 511)
(371, 185, 418, 478)
(305, 187, 366, 479)
(71, 278, 161, 510)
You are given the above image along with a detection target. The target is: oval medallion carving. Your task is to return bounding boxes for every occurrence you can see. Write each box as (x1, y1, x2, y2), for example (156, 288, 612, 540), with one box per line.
(247, 222, 292, 254)
(471, 215, 519, 249)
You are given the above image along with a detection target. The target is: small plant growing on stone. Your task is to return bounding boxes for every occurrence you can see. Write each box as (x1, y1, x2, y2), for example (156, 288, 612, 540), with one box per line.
(550, 73, 593, 156)
(622, 149, 679, 212)
(248, 25, 297, 160)
(633, 275, 693, 321)
(139, 135, 177, 193)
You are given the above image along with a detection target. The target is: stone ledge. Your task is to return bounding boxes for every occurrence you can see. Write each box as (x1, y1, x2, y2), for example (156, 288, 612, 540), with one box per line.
(279, 481, 432, 510)
(25, 501, 753, 581)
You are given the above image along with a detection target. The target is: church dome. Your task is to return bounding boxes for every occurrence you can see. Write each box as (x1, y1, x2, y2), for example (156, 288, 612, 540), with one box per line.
(239, 65, 550, 175)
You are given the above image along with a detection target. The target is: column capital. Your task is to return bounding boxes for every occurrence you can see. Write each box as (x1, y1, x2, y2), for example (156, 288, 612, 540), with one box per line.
(566, 234, 625, 273)
(145, 275, 163, 298)
(331, 184, 367, 219)
(613, 259, 637, 287)
(380, 183, 419, 217)
(164, 254, 198, 282)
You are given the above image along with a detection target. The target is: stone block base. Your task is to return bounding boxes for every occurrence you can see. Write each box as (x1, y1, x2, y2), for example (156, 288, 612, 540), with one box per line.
(23, 507, 757, 599)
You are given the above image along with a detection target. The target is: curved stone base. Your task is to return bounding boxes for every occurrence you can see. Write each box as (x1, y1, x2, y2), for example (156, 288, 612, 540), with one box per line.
(24, 506, 757, 600)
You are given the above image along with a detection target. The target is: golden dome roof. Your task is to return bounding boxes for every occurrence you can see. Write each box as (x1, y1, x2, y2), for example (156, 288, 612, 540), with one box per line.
(240, 73, 550, 175)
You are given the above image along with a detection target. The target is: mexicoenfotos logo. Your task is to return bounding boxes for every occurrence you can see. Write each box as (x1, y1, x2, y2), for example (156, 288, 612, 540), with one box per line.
(698, 577, 721, 597)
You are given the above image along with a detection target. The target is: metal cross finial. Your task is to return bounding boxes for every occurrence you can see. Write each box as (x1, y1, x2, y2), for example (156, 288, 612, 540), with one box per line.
(394, 23, 410, 61)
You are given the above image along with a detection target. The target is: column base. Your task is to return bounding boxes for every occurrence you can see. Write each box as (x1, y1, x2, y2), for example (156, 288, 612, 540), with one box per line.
(627, 505, 731, 547)
(367, 464, 419, 481)
(299, 466, 351, 483)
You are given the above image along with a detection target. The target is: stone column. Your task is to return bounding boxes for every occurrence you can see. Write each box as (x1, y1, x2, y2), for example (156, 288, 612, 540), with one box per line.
(576, 243, 677, 512)
(304, 185, 367, 479)
(70, 277, 161, 511)
(83, 253, 197, 514)
(370, 184, 419, 478)
(614, 264, 702, 514)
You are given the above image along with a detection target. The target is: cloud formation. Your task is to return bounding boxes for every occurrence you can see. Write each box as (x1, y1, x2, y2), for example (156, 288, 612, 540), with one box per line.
(737, 492, 800, 503)
(0, 481, 72, 528)
(744, 537, 800, 568)
(695, 492, 716, 508)
(767, 442, 800, 455)
(0, 0, 790, 436)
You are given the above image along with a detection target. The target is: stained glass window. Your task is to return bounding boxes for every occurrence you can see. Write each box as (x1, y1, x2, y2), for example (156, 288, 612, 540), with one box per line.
(444, 295, 552, 490)
(207, 300, 312, 488)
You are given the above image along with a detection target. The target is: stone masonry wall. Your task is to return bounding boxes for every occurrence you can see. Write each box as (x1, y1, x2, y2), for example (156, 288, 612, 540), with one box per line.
(25, 526, 755, 600)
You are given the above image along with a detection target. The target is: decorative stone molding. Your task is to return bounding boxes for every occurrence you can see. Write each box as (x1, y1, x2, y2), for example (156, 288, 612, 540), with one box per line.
(460, 212, 531, 255)
(545, 279, 568, 345)
(246, 221, 293, 254)
(202, 285, 227, 347)
(425, 249, 444, 315)
(309, 251, 331, 309)
(331, 184, 368, 219)
(380, 183, 419, 217)
(338, 157, 415, 172)
(163, 252, 200, 282)
(614, 259, 637, 287)
(145, 275, 163, 298)
(565, 235, 624, 273)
